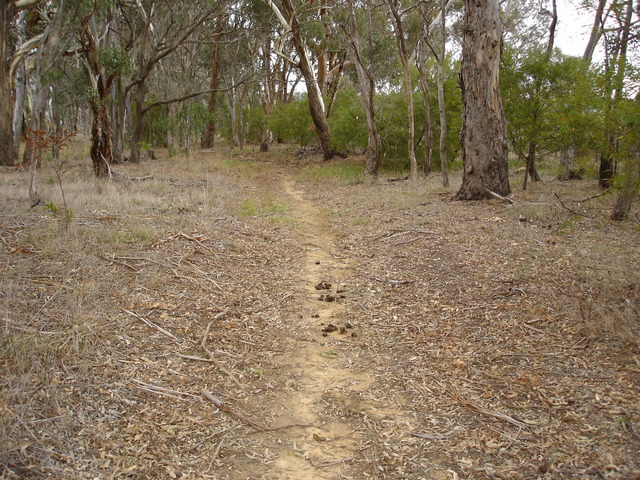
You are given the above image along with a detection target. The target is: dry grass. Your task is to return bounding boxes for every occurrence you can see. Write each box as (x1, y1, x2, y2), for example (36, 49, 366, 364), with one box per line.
(1, 141, 639, 479)
(0, 142, 301, 479)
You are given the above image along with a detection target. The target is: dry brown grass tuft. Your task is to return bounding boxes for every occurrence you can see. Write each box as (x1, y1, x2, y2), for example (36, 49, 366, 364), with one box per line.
(0, 141, 299, 478)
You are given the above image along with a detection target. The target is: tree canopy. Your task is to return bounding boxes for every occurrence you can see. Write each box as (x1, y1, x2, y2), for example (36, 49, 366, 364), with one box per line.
(1, 0, 639, 215)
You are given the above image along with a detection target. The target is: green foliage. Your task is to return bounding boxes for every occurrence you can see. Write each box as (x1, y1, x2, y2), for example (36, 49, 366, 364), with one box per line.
(268, 97, 314, 146)
(43, 201, 73, 223)
(301, 162, 364, 185)
(328, 87, 368, 153)
(501, 47, 601, 165)
(144, 100, 214, 149)
(44, 201, 59, 217)
(99, 46, 131, 77)
(377, 90, 410, 164)
(243, 105, 266, 145)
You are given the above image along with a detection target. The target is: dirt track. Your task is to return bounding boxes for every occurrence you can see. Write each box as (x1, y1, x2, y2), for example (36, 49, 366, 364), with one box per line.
(1, 149, 639, 479)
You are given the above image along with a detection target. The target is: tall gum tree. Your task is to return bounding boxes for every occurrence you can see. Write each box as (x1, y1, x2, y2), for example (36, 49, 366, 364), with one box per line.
(386, 0, 417, 180)
(265, 0, 333, 160)
(0, 0, 46, 166)
(455, 0, 510, 200)
(344, 0, 382, 176)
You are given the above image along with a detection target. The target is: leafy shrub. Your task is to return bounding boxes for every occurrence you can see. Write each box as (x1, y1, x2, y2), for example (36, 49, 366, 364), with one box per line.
(268, 96, 314, 146)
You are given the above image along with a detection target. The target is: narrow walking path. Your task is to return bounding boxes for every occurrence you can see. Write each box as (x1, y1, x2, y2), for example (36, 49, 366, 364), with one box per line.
(253, 176, 370, 479)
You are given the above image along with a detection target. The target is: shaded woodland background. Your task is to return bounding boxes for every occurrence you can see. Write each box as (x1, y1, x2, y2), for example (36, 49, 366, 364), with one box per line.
(0, 0, 639, 217)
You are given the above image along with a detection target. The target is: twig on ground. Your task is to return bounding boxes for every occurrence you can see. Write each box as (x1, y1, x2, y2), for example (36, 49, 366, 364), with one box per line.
(446, 385, 530, 430)
(132, 379, 198, 399)
(487, 190, 515, 204)
(372, 276, 415, 285)
(171, 231, 218, 255)
(375, 229, 437, 241)
(574, 190, 610, 203)
(393, 237, 422, 246)
(202, 390, 267, 431)
(316, 456, 357, 468)
(554, 193, 589, 217)
(179, 354, 219, 363)
(99, 253, 141, 272)
(201, 318, 243, 387)
(247, 292, 294, 314)
(410, 432, 450, 440)
(130, 175, 155, 182)
(122, 308, 181, 342)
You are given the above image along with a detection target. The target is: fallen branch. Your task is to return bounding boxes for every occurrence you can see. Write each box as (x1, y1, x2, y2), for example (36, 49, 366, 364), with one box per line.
(411, 432, 450, 440)
(99, 253, 140, 272)
(201, 318, 243, 387)
(316, 456, 357, 468)
(372, 276, 415, 285)
(574, 190, 610, 203)
(179, 354, 219, 363)
(247, 292, 294, 314)
(129, 175, 155, 182)
(393, 237, 422, 246)
(122, 308, 180, 342)
(487, 190, 515, 205)
(132, 379, 198, 400)
(170, 231, 218, 255)
(450, 389, 529, 430)
(202, 390, 267, 431)
(554, 193, 589, 217)
(375, 229, 437, 241)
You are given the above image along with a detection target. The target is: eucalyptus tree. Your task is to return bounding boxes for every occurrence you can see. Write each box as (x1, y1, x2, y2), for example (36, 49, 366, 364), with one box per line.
(21, 0, 73, 169)
(385, 0, 418, 179)
(599, 0, 639, 218)
(598, 0, 636, 188)
(201, 13, 224, 149)
(264, 0, 335, 160)
(415, 0, 452, 184)
(341, 0, 390, 176)
(76, 3, 117, 177)
(122, 0, 225, 163)
(583, 0, 607, 64)
(0, 0, 48, 166)
(499, 0, 558, 189)
(455, 0, 510, 200)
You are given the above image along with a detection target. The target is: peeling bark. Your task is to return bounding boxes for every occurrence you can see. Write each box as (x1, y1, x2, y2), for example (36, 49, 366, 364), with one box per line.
(455, 0, 510, 200)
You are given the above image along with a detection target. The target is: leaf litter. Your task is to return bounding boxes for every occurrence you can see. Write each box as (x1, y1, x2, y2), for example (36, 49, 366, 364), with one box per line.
(0, 148, 639, 480)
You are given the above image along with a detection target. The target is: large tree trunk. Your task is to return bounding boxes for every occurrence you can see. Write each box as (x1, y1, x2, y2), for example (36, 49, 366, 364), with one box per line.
(90, 102, 113, 178)
(201, 15, 223, 149)
(279, 0, 333, 161)
(129, 82, 146, 163)
(82, 29, 113, 177)
(611, 146, 639, 220)
(12, 11, 27, 156)
(0, 1, 16, 166)
(455, 0, 510, 200)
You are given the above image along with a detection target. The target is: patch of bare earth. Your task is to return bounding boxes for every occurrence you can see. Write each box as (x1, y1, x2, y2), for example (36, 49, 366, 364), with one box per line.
(1, 146, 639, 480)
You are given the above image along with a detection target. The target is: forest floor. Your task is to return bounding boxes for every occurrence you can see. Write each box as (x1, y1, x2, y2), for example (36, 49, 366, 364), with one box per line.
(1, 143, 639, 480)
